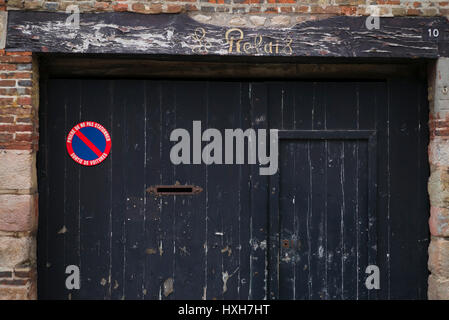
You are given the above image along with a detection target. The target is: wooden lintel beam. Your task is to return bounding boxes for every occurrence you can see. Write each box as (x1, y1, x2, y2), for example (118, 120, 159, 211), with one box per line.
(6, 11, 449, 58)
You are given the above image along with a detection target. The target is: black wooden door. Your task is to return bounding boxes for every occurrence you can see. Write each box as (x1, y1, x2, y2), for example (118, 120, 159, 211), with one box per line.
(38, 79, 429, 300)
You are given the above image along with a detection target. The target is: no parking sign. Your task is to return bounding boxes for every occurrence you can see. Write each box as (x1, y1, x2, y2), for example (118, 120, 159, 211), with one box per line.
(66, 121, 111, 166)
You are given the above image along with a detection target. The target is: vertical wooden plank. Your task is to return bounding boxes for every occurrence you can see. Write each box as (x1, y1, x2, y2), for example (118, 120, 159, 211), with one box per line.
(157, 81, 177, 300)
(309, 139, 327, 299)
(278, 140, 295, 299)
(312, 83, 326, 131)
(171, 81, 207, 299)
(310, 83, 327, 299)
(388, 79, 429, 299)
(277, 82, 296, 300)
(341, 140, 358, 299)
(293, 139, 312, 300)
(266, 82, 282, 300)
(249, 83, 269, 299)
(417, 81, 430, 299)
(63, 79, 82, 300)
(117, 80, 146, 299)
(366, 82, 390, 299)
(325, 82, 358, 130)
(238, 82, 252, 300)
(292, 82, 314, 299)
(143, 81, 163, 300)
(78, 79, 112, 299)
(356, 139, 369, 300)
(204, 82, 242, 299)
(266, 82, 283, 129)
(44, 79, 68, 299)
(110, 80, 126, 300)
(220, 82, 247, 300)
(367, 133, 378, 300)
(37, 76, 49, 299)
(294, 82, 314, 130)
(325, 140, 344, 299)
(357, 82, 379, 300)
(204, 82, 224, 300)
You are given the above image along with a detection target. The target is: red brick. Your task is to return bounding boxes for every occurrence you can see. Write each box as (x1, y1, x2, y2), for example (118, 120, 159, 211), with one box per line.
(407, 8, 421, 15)
(17, 97, 32, 105)
(0, 279, 28, 286)
(0, 107, 33, 116)
(15, 132, 33, 142)
(0, 142, 35, 150)
(16, 117, 33, 124)
(0, 116, 14, 123)
(0, 72, 33, 80)
(0, 56, 32, 63)
(0, 98, 15, 106)
(0, 65, 17, 71)
(0, 88, 19, 95)
(5, 52, 32, 56)
(94, 2, 109, 10)
(113, 3, 128, 11)
(341, 6, 357, 15)
(0, 124, 33, 132)
(0, 132, 13, 143)
(165, 5, 183, 13)
(280, 6, 293, 12)
(0, 80, 16, 87)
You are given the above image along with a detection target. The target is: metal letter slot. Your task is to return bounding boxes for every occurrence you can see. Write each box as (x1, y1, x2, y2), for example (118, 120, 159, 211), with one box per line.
(146, 185, 203, 196)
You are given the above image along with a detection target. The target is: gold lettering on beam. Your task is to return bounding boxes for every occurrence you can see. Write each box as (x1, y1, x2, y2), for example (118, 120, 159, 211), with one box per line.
(264, 42, 273, 54)
(225, 28, 244, 53)
(282, 37, 293, 55)
(190, 27, 293, 55)
(192, 27, 212, 54)
(254, 35, 263, 54)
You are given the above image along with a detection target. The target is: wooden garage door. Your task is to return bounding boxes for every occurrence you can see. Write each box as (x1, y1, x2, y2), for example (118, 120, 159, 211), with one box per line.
(38, 79, 429, 300)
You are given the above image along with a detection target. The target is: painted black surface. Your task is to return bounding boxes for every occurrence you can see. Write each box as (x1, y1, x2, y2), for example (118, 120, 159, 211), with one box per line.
(38, 79, 429, 299)
(7, 11, 449, 58)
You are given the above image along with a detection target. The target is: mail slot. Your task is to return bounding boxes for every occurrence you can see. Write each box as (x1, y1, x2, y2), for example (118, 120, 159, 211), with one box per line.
(146, 185, 203, 196)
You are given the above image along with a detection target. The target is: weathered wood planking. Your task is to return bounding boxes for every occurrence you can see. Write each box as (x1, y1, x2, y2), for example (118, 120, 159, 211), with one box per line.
(6, 11, 449, 58)
(38, 79, 429, 299)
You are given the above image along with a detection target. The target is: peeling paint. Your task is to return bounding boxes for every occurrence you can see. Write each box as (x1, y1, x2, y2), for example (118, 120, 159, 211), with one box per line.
(221, 246, 232, 256)
(159, 241, 164, 256)
(163, 277, 174, 297)
(145, 248, 157, 255)
(57, 225, 67, 234)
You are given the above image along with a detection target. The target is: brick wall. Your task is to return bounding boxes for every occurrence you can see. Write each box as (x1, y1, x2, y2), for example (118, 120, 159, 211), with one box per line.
(4, 0, 449, 16)
(0, 50, 38, 300)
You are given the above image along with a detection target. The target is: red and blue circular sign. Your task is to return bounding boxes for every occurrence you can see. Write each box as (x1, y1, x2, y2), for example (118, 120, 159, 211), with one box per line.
(66, 121, 111, 166)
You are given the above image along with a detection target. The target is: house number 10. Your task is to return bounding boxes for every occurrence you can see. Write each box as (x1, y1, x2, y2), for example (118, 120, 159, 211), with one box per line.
(428, 28, 440, 38)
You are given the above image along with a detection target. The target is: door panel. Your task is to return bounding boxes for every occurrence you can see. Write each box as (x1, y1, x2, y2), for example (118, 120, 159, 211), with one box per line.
(38, 79, 429, 300)
(275, 132, 376, 300)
